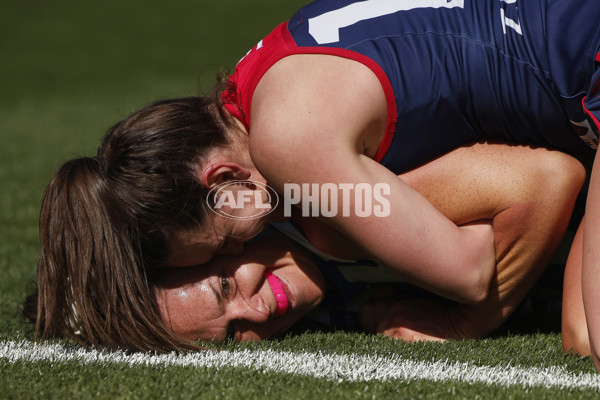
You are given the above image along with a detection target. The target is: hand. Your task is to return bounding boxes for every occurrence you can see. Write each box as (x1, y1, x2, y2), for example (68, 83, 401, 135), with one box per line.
(359, 298, 457, 342)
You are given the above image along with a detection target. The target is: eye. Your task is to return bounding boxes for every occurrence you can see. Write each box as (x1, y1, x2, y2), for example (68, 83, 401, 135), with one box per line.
(221, 277, 231, 296)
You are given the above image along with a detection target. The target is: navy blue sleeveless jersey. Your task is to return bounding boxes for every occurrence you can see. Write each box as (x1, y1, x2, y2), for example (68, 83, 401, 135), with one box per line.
(223, 0, 600, 172)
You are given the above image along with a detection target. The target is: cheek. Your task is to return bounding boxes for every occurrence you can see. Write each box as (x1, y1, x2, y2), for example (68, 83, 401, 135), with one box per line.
(161, 291, 221, 341)
(289, 265, 325, 309)
(296, 280, 324, 309)
(171, 313, 223, 342)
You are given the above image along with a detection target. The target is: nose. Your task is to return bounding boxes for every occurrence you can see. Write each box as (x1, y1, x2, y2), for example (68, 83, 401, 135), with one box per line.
(230, 296, 271, 338)
(230, 274, 272, 324)
(238, 304, 270, 323)
(232, 302, 272, 342)
(218, 239, 245, 256)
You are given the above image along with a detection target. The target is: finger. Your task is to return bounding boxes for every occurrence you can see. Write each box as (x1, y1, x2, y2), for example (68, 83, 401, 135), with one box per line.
(382, 326, 446, 343)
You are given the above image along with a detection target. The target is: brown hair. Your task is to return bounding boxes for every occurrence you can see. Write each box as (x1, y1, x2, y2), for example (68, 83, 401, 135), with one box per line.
(26, 93, 236, 352)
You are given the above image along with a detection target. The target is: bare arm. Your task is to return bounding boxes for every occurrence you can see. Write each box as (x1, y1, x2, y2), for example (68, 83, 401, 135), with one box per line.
(360, 143, 585, 340)
(561, 221, 590, 355)
(250, 54, 495, 304)
(583, 150, 600, 371)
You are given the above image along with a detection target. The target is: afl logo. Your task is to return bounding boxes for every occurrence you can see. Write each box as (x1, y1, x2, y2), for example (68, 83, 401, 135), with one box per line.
(206, 180, 279, 220)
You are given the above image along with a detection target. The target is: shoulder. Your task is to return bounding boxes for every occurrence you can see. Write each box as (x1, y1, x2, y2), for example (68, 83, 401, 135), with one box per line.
(252, 54, 385, 122)
(249, 54, 388, 166)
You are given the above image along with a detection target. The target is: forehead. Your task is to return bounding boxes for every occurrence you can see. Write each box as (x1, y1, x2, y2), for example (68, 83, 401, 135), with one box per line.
(155, 266, 227, 341)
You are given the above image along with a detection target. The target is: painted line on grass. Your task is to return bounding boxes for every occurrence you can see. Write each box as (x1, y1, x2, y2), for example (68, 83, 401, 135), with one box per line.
(2, 340, 599, 390)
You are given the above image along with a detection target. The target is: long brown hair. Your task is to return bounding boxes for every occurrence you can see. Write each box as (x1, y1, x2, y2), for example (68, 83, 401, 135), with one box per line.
(26, 94, 235, 352)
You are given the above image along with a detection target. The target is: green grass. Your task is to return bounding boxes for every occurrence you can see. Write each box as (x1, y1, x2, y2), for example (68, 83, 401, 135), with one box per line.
(0, 0, 305, 336)
(1, 333, 599, 399)
(1, 0, 600, 398)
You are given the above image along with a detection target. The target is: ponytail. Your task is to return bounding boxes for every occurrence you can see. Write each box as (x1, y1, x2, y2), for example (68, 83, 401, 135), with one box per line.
(29, 96, 231, 351)
(34, 158, 190, 351)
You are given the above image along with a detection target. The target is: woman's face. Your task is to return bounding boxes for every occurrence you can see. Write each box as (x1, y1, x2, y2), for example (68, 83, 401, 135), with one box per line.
(167, 181, 283, 267)
(167, 214, 267, 267)
(155, 233, 325, 342)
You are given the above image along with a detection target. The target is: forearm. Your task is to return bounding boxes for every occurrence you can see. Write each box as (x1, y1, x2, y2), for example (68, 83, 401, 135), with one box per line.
(367, 197, 579, 342)
(322, 155, 496, 303)
(561, 221, 590, 355)
(262, 149, 496, 303)
(583, 150, 600, 371)
(395, 144, 585, 339)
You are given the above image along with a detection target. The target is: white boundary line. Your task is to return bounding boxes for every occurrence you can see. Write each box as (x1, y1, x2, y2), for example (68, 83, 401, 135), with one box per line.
(2, 340, 600, 390)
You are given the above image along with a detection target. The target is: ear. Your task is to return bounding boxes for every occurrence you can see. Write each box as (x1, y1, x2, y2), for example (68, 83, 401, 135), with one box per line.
(200, 161, 252, 188)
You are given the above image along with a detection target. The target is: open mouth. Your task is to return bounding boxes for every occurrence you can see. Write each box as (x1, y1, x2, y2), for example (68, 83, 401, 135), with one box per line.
(265, 270, 289, 316)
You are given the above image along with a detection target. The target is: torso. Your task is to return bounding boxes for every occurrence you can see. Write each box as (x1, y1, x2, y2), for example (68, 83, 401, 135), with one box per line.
(223, 0, 600, 171)
(223, 0, 600, 260)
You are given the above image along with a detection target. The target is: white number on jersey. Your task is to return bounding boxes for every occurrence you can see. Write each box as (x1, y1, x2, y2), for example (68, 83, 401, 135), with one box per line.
(308, 0, 466, 44)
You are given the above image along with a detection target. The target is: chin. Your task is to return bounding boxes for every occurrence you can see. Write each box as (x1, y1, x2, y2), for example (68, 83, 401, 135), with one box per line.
(244, 223, 264, 241)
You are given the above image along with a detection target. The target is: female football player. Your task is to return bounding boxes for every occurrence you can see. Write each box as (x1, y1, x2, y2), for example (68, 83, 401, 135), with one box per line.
(29, 143, 583, 351)
(34, 0, 600, 365)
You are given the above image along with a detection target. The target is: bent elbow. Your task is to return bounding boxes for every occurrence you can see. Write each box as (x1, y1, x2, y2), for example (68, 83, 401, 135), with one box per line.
(457, 252, 494, 304)
(461, 275, 491, 304)
(460, 244, 495, 304)
(447, 263, 491, 304)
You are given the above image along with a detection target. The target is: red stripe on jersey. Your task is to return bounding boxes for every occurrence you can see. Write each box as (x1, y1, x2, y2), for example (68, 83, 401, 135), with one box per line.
(222, 22, 397, 162)
(583, 96, 600, 132)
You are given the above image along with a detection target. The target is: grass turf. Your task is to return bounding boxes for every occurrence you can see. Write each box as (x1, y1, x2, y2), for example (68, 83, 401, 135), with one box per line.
(1, 0, 599, 398)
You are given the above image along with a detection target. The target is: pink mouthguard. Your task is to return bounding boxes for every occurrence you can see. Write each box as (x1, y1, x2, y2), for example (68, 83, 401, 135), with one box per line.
(265, 270, 289, 317)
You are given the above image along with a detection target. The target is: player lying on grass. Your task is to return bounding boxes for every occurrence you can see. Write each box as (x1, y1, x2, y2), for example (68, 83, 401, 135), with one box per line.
(34, 0, 600, 365)
(156, 143, 582, 344)
(26, 143, 584, 350)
